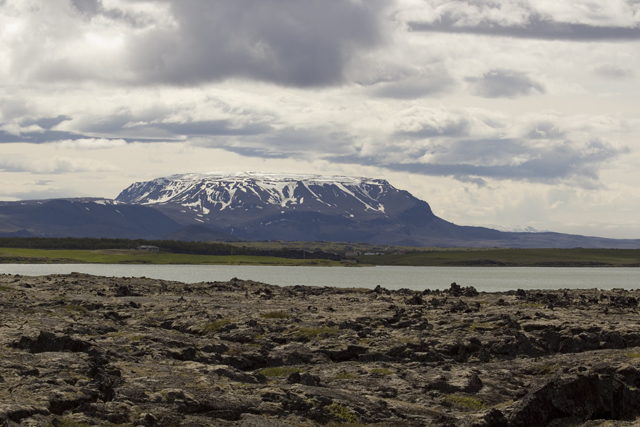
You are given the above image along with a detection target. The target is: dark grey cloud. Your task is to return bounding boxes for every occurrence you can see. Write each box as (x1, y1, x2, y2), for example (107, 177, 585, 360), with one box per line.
(0, 112, 273, 144)
(21, 115, 72, 130)
(467, 69, 545, 98)
(594, 64, 635, 80)
(409, 13, 640, 41)
(71, 0, 100, 16)
(0, 129, 81, 144)
(70, 0, 150, 28)
(125, 0, 384, 87)
(326, 138, 626, 186)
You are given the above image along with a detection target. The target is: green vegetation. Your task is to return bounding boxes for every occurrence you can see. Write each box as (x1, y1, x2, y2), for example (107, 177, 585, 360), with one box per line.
(466, 322, 496, 332)
(369, 368, 394, 376)
(2, 237, 640, 267)
(625, 352, 640, 359)
(444, 394, 486, 411)
(0, 285, 13, 291)
(521, 302, 545, 308)
(335, 372, 360, 380)
(294, 326, 340, 339)
(534, 364, 559, 375)
(260, 311, 290, 319)
(327, 403, 359, 422)
(201, 319, 231, 334)
(260, 367, 301, 377)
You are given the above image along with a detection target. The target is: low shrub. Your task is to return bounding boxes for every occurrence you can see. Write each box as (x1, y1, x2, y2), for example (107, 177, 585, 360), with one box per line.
(201, 319, 231, 334)
(295, 326, 339, 339)
(444, 394, 486, 411)
(327, 403, 358, 422)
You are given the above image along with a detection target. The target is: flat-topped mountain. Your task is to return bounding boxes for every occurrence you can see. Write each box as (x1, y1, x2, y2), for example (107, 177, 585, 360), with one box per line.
(116, 172, 419, 219)
(116, 172, 640, 248)
(116, 172, 460, 244)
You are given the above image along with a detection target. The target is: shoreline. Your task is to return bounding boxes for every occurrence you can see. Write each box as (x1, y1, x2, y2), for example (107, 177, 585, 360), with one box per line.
(2, 273, 640, 426)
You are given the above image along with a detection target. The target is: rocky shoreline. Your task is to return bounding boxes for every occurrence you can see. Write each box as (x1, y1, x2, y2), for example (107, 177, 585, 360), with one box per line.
(1, 273, 640, 427)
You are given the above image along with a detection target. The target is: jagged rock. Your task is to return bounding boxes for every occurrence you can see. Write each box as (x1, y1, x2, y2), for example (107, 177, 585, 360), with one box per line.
(508, 373, 640, 426)
(114, 284, 141, 297)
(286, 372, 321, 386)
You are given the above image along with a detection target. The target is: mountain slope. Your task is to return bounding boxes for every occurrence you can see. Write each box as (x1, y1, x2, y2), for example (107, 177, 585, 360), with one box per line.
(163, 224, 245, 242)
(0, 199, 182, 239)
(116, 172, 640, 248)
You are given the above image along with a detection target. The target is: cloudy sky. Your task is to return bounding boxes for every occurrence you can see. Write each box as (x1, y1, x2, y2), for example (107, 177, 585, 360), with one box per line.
(1, 0, 639, 239)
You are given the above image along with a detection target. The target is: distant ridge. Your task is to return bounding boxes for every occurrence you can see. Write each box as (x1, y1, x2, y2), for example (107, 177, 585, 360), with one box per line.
(482, 225, 548, 233)
(0, 199, 181, 239)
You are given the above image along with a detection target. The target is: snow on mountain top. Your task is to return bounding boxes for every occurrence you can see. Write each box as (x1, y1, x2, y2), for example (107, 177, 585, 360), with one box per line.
(154, 172, 389, 186)
(118, 172, 392, 213)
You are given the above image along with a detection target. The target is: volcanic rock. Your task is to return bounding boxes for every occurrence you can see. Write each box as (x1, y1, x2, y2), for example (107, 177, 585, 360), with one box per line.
(1, 273, 640, 426)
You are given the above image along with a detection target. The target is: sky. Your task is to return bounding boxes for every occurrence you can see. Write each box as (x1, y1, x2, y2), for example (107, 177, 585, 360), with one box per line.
(1, 0, 639, 239)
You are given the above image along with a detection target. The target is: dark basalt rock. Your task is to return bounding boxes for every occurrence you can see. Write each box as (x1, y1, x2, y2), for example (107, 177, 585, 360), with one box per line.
(15, 331, 92, 354)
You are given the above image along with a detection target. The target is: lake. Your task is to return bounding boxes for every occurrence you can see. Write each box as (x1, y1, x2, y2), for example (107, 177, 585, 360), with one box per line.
(1, 264, 639, 292)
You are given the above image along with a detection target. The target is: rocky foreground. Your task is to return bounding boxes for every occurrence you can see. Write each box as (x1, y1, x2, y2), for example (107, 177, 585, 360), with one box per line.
(2, 274, 640, 427)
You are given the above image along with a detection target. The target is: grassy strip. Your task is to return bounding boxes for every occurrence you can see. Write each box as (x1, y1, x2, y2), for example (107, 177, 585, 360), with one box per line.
(354, 248, 640, 267)
(2, 246, 639, 267)
(0, 248, 345, 266)
(224, 242, 640, 267)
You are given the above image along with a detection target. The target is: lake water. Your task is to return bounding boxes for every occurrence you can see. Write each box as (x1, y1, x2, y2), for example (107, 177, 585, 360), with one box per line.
(1, 264, 639, 292)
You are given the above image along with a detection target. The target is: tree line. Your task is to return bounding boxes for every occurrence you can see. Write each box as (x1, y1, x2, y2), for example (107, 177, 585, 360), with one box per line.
(0, 237, 343, 261)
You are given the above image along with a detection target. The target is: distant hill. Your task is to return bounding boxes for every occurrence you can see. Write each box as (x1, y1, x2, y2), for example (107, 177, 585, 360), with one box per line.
(0, 199, 181, 240)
